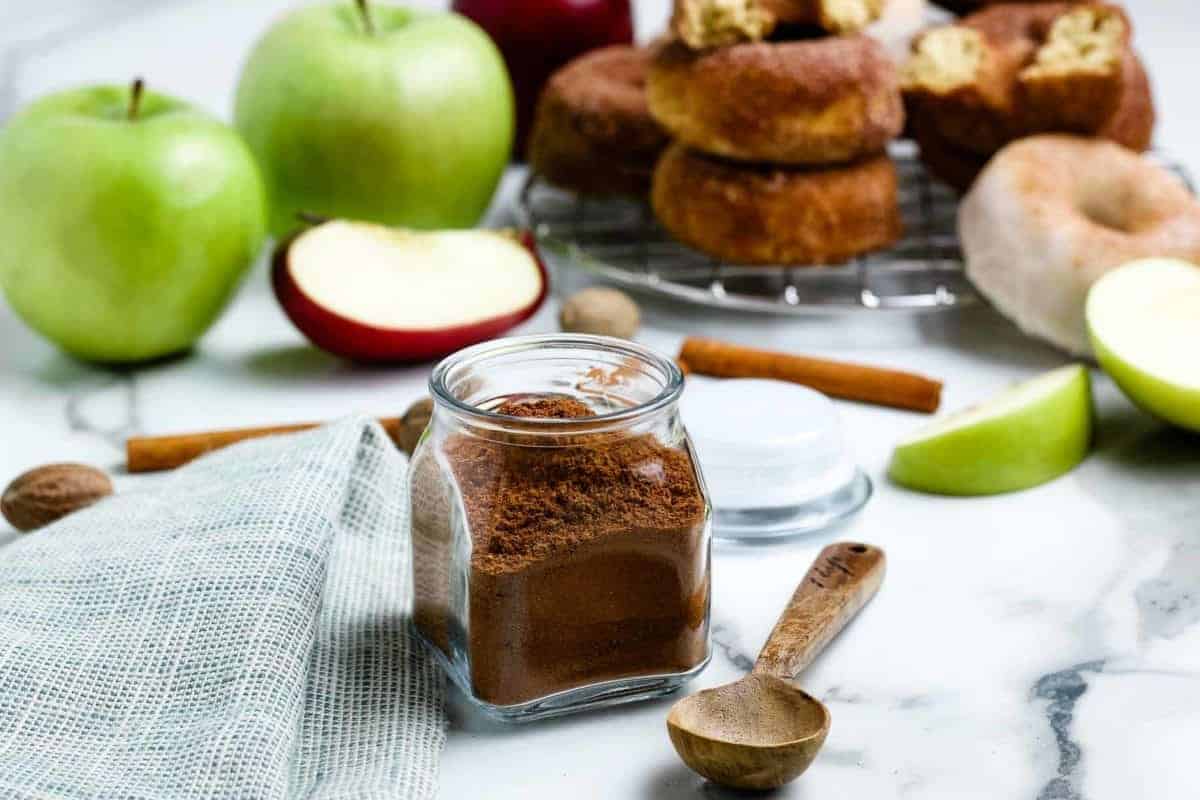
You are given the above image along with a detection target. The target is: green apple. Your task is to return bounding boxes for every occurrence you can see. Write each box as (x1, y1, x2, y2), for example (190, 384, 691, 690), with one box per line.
(889, 365, 1093, 496)
(0, 80, 267, 363)
(1087, 258, 1200, 432)
(234, 1, 514, 237)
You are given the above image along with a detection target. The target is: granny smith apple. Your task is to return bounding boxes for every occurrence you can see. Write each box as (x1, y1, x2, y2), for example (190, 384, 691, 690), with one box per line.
(1087, 258, 1200, 432)
(234, 1, 514, 237)
(0, 80, 267, 363)
(889, 365, 1093, 495)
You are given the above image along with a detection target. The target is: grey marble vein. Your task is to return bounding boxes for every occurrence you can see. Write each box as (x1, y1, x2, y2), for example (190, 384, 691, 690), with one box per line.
(1136, 540, 1200, 642)
(709, 619, 754, 672)
(1033, 660, 1105, 800)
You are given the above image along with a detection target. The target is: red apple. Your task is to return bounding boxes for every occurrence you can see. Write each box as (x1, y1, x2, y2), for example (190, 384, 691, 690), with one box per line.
(452, 0, 633, 158)
(273, 220, 547, 362)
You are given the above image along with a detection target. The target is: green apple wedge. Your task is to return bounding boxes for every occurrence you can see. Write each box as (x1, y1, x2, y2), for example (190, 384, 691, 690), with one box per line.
(234, 1, 514, 237)
(1087, 258, 1200, 432)
(888, 365, 1093, 496)
(0, 80, 267, 363)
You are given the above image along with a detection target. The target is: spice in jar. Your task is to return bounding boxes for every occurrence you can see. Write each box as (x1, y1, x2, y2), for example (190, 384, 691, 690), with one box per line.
(411, 394, 710, 708)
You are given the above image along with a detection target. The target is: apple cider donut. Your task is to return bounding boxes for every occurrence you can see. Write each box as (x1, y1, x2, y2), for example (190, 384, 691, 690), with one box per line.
(527, 45, 669, 196)
(911, 117, 988, 192)
(902, 2, 1135, 156)
(916, 51, 1154, 191)
(671, 0, 886, 48)
(960, 135, 1200, 355)
(652, 143, 902, 265)
(648, 35, 903, 165)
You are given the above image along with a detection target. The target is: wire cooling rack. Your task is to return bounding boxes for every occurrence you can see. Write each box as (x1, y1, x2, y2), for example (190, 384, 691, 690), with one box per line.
(517, 142, 1193, 315)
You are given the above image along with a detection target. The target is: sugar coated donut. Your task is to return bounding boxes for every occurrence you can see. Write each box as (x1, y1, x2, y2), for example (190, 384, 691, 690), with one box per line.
(527, 45, 669, 196)
(652, 143, 902, 265)
(902, 3, 1141, 157)
(648, 35, 903, 165)
(960, 135, 1200, 355)
(917, 51, 1154, 191)
(912, 117, 988, 192)
(670, 0, 886, 49)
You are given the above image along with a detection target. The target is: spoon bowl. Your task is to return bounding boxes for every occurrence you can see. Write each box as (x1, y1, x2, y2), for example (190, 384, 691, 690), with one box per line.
(667, 673, 830, 790)
(666, 542, 885, 790)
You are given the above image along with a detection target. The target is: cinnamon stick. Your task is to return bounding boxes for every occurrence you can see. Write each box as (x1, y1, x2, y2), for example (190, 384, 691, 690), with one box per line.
(679, 337, 942, 413)
(126, 417, 403, 473)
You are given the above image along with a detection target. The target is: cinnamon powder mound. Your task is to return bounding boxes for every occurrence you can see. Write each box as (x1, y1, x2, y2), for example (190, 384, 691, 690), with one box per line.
(412, 394, 710, 707)
(493, 396, 595, 419)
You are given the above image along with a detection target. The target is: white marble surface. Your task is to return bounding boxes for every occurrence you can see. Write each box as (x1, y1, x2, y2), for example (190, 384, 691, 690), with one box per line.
(2, 2, 1199, 798)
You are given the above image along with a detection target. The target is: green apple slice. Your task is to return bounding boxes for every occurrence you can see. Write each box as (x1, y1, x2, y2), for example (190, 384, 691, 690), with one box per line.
(888, 365, 1093, 496)
(1087, 258, 1200, 432)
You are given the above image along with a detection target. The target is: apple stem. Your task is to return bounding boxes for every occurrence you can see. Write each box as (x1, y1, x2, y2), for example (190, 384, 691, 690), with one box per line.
(127, 77, 145, 121)
(355, 0, 375, 35)
(297, 212, 330, 227)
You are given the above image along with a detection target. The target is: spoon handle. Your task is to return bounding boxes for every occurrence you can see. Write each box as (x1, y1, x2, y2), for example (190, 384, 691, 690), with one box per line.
(753, 542, 886, 680)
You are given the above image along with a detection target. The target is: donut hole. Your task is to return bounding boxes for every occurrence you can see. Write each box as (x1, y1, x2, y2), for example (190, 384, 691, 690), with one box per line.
(765, 22, 827, 42)
(1075, 173, 1163, 235)
(1078, 194, 1133, 233)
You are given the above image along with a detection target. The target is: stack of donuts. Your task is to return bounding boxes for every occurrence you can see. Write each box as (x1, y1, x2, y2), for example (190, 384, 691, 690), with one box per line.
(901, 1, 1155, 191)
(643, 0, 907, 265)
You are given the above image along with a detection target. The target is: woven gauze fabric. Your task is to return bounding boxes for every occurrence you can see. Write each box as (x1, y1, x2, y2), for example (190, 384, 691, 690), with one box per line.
(0, 418, 445, 799)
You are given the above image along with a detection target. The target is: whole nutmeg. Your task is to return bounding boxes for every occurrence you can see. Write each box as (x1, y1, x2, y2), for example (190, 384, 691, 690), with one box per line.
(559, 288, 640, 340)
(396, 397, 434, 456)
(2, 463, 114, 532)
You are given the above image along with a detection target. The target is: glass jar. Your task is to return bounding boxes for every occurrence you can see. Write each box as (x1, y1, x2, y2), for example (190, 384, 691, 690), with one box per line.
(409, 334, 711, 722)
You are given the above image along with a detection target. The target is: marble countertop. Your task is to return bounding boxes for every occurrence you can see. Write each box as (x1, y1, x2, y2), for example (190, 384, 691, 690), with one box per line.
(3, 2, 1198, 797)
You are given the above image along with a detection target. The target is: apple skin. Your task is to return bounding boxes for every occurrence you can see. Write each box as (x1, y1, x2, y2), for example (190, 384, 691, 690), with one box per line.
(888, 365, 1094, 496)
(0, 85, 267, 364)
(1092, 338, 1200, 432)
(235, 4, 514, 238)
(272, 228, 547, 362)
(1087, 260, 1200, 433)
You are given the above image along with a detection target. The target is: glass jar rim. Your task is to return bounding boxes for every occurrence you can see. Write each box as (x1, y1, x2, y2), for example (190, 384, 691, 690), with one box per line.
(428, 333, 685, 430)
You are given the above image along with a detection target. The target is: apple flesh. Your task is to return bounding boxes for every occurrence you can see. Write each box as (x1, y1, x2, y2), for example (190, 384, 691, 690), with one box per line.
(273, 220, 547, 362)
(889, 365, 1093, 496)
(452, 0, 633, 158)
(0, 82, 267, 363)
(1087, 258, 1200, 432)
(235, 3, 514, 237)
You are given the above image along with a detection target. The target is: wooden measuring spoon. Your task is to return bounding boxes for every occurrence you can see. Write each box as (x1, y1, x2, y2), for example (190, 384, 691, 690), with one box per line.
(667, 542, 886, 790)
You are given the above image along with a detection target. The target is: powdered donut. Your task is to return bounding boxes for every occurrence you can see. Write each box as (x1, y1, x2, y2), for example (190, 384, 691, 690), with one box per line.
(527, 45, 669, 196)
(960, 135, 1200, 355)
(652, 143, 902, 265)
(648, 35, 903, 165)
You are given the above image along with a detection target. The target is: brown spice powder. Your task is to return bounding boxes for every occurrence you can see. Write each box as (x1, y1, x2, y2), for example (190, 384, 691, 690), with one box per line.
(412, 395, 709, 707)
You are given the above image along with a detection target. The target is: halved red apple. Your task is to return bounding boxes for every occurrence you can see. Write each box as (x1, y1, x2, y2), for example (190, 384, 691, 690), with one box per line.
(273, 220, 548, 362)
